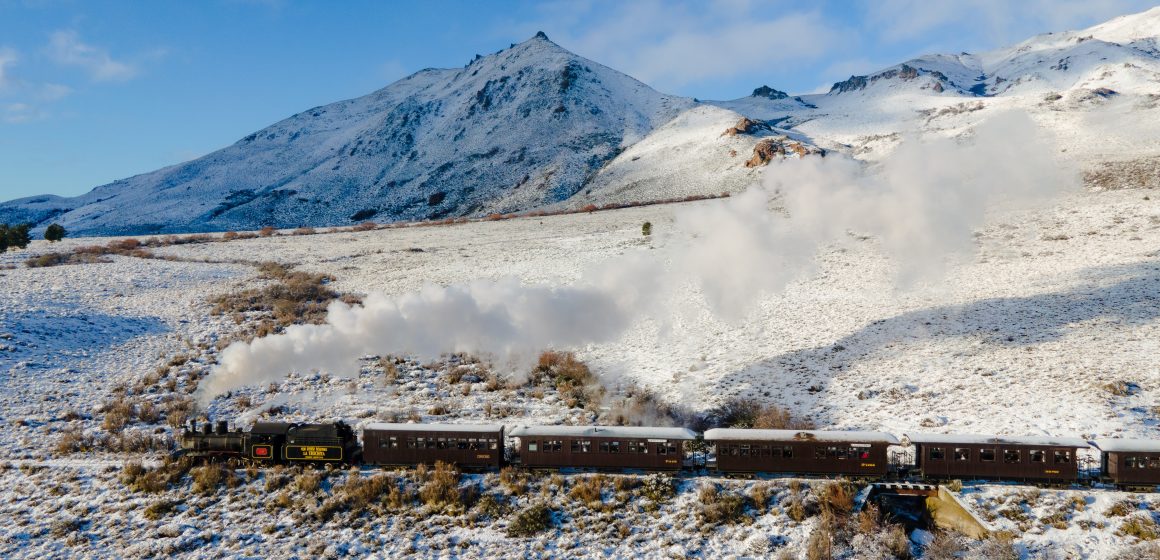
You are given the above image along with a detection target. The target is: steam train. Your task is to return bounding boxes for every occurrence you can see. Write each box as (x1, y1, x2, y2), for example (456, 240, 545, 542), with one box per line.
(177, 419, 1160, 490)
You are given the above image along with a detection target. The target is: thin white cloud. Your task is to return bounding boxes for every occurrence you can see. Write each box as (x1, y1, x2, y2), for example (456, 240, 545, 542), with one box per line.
(3, 102, 46, 123)
(46, 30, 138, 82)
(506, 0, 846, 92)
(0, 48, 17, 90)
(866, 0, 1157, 45)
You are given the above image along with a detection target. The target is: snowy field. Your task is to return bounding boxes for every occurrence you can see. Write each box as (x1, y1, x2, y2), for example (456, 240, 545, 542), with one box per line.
(1, 180, 1159, 557)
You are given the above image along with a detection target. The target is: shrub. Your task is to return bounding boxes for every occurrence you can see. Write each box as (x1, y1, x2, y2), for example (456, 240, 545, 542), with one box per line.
(507, 503, 553, 537)
(806, 519, 834, 560)
(818, 480, 854, 518)
(750, 483, 775, 513)
(569, 475, 605, 505)
(191, 464, 229, 495)
(710, 398, 813, 430)
(698, 483, 749, 525)
(641, 221, 652, 236)
(352, 221, 377, 232)
(1107, 499, 1138, 517)
(419, 461, 473, 511)
(44, 223, 66, 242)
(143, 500, 179, 521)
(1117, 514, 1160, 540)
(640, 473, 677, 503)
(102, 399, 134, 432)
(55, 430, 97, 455)
(294, 471, 322, 494)
(500, 467, 528, 496)
(258, 226, 277, 237)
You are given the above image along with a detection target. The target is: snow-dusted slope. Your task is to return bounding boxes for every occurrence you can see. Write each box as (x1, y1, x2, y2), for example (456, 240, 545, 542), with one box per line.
(0, 33, 691, 236)
(566, 106, 790, 207)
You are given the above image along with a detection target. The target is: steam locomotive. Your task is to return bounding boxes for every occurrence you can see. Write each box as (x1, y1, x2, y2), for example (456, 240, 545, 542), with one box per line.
(177, 419, 1160, 490)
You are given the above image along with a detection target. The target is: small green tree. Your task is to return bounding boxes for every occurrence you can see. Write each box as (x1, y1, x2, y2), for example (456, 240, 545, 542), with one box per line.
(641, 221, 652, 236)
(0, 224, 8, 253)
(4, 223, 31, 250)
(45, 223, 67, 243)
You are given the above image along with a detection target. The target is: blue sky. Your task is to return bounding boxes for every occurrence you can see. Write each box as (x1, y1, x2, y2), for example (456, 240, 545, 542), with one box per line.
(0, 0, 1154, 201)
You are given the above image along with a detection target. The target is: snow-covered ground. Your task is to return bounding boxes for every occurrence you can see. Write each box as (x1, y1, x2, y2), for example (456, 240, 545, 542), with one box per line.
(1, 178, 1158, 557)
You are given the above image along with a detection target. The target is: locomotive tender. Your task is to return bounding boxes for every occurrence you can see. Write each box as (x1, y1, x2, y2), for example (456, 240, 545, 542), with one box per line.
(177, 419, 1159, 489)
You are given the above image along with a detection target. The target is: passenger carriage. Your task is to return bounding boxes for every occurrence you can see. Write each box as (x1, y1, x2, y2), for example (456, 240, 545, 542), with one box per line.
(509, 425, 696, 470)
(905, 433, 1086, 484)
(704, 429, 898, 477)
(1091, 439, 1160, 489)
(362, 423, 504, 470)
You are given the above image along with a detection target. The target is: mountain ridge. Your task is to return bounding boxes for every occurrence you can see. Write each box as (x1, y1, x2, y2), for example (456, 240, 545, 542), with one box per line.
(4, 8, 1160, 236)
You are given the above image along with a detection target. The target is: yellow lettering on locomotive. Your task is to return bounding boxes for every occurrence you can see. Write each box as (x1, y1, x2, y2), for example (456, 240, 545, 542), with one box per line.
(286, 445, 342, 461)
(476, 454, 491, 459)
(1045, 470, 1060, 474)
(861, 463, 876, 468)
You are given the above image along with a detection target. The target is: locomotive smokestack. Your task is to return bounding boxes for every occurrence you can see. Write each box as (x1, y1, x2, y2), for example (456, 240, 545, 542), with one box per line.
(216, 420, 228, 435)
(202, 420, 212, 435)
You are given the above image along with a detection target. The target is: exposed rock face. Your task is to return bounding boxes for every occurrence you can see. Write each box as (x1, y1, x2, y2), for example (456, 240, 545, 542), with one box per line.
(751, 85, 789, 99)
(744, 137, 824, 167)
(830, 75, 869, 93)
(721, 117, 771, 137)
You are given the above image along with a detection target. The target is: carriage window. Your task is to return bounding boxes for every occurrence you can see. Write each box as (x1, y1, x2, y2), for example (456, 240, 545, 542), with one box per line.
(815, 447, 827, 460)
(1030, 450, 1045, 463)
(1003, 449, 1021, 463)
(457, 439, 468, 450)
(469, 438, 480, 450)
(834, 447, 849, 460)
(667, 444, 678, 455)
(740, 445, 751, 457)
(489, 438, 498, 450)
(546, 440, 562, 452)
(437, 438, 448, 449)
(954, 448, 969, 461)
(1053, 451, 1071, 464)
(571, 440, 580, 453)
(609, 441, 621, 453)
(379, 439, 389, 448)
(528, 442, 538, 452)
(929, 448, 945, 461)
(980, 449, 996, 462)
(579, 440, 591, 453)
(784, 446, 794, 459)
(599, 442, 609, 453)
(406, 438, 417, 449)
(856, 448, 870, 460)
(1149, 458, 1160, 469)
(390, 437, 398, 449)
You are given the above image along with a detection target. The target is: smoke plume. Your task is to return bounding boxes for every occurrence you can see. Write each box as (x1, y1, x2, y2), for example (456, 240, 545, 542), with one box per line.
(196, 110, 1076, 405)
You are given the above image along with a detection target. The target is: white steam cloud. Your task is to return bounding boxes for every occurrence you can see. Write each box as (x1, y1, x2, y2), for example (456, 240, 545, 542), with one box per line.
(197, 111, 1077, 405)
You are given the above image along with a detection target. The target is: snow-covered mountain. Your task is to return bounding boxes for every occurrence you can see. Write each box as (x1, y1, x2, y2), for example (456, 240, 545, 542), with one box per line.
(0, 33, 691, 235)
(3, 8, 1160, 235)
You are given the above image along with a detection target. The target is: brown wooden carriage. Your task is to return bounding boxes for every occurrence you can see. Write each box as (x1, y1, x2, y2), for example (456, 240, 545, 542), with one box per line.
(704, 429, 898, 477)
(1092, 439, 1160, 489)
(362, 423, 504, 470)
(906, 433, 1087, 483)
(509, 425, 696, 470)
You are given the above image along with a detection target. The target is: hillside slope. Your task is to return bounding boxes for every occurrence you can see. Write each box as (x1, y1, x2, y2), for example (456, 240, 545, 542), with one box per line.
(0, 33, 690, 235)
